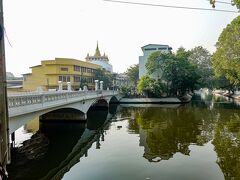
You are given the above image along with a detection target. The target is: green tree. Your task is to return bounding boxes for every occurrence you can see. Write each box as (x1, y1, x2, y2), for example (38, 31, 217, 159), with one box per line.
(125, 64, 139, 85)
(189, 46, 214, 89)
(120, 85, 132, 96)
(145, 48, 200, 96)
(214, 76, 235, 93)
(163, 48, 200, 95)
(95, 68, 113, 89)
(212, 16, 240, 87)
(137, 75, 155, 97)
(137, 76, 169, 98)
(145, 51, 173, 79)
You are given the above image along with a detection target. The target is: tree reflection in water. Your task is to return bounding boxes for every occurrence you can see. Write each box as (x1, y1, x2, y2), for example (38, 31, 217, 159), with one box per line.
(212, 113, 240, 180)
(123, 104, 216, 162)
(121, 95, 240, 179)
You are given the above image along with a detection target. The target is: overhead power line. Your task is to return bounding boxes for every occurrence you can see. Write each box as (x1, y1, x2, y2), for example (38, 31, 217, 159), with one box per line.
(103, 0, 239, 13)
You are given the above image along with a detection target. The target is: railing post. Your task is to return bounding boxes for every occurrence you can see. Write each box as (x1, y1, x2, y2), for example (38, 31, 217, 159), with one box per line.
(41, 94, 44, 107)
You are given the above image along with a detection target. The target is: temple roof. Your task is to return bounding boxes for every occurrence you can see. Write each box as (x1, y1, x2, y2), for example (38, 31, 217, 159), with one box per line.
(94, 41, 101, 57)
(86, 42, 109, 62)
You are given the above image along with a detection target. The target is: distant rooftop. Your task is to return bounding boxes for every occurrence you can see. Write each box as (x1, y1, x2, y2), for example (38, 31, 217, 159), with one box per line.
(141, 44, 172, 52)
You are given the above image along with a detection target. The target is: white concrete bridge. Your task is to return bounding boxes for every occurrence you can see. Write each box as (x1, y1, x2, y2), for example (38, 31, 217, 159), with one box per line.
(8, 90, 122, 134)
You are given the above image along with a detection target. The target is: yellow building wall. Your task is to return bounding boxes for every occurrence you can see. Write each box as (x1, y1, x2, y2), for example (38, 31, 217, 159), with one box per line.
(23, 58, 101, 91)
(23, 66, 47, 91)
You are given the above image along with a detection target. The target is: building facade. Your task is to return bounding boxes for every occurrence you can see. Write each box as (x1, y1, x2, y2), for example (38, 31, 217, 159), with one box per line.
(85, 43, 113, 73)
(113, 73, 129, 89)
(139, 44, 172, 79)
(23, 58, 101, 91)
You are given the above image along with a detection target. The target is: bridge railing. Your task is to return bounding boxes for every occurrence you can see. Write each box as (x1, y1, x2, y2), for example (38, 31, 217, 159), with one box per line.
(7, 90, 119, 108)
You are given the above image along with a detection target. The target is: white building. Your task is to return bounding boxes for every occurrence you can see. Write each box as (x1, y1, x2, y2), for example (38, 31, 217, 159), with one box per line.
(114, 73, 129, 88)
(86, 42, 113, 73)
(139, 44, 172, 79)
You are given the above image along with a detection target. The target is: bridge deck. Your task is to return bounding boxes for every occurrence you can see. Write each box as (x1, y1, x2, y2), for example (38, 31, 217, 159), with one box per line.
(8, 90, 119, 117)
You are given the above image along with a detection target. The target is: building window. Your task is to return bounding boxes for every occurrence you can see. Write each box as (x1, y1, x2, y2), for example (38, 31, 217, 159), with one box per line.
(87, 68, 91, 73)
(61, 67, 68, 71)
(74, 65, 80, 72)
(81, 67, 86, 73)
(74, 75, 81, 82)
(59, 75, 70, 82)
(144, 48, 157, 51)
(158, 47, 167, 50)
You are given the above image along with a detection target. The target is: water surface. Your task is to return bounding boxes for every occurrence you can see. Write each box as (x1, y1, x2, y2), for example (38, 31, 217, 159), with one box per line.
(7, 94, 240, 180)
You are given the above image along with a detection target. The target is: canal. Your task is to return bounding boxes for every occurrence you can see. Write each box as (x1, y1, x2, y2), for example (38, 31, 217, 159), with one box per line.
(7, 93, 240, 180)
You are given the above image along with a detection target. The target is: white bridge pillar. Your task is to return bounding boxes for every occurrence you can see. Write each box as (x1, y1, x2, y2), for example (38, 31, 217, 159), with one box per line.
(100, 81, 103, 90)
(67, 82, 71, 91)
(95, 80, 99, 91)
(58, 81, 63, 91)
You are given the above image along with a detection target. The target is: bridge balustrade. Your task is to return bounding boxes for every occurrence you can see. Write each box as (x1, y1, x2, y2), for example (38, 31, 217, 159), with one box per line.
(7, 90, 117, 108)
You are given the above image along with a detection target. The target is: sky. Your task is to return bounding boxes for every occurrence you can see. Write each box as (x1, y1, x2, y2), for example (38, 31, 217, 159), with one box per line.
(3, 0, 239, 76)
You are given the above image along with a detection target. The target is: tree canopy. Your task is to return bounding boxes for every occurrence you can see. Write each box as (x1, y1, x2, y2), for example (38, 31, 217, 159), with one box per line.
(137, 75, 166, 97)
(212, 16, 240, 86)
(143, 47, 200, 96)
(125, 64, 139, 85)
(189, 46, 214, 89)
(163, 48, 200, 95)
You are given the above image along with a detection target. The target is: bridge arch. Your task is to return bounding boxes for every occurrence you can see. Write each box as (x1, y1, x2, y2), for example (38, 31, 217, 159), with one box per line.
(40, 108, 86, 121)
(109, 96, 119, 104)
(87, 98, 108, 112)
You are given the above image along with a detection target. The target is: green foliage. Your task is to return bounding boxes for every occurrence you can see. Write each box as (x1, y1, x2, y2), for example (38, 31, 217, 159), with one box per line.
(212, 16, 240, 86)
(213, 76, 235, 92)
(162, 48, 200, 95)
(175, 47, 191, 59)
(145, 51, 173, 78)
(120, 85, 132, 96)
(95, 68, 113, 89)
(210, 0, 240, 9)
(137, 75, 168, 97)
(146, 51, 162, 75)
(189, 46, 214, 89)
(144, 47, 201, 96)
(137, 75, 154, 95)
(212, 113, 240, 180)
(125, 64, 139, 85)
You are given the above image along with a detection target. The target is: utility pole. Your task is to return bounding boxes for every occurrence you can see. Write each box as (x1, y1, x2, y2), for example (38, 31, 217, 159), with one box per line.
(0, 0, 10, 171)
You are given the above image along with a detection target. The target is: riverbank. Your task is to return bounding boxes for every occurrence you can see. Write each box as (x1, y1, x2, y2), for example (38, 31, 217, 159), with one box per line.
(119, 94, 192, 104)
(212, 90, 240, 101)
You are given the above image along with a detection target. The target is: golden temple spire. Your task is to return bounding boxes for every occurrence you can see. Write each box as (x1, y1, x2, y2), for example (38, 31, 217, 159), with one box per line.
(94, 41, 101, 57)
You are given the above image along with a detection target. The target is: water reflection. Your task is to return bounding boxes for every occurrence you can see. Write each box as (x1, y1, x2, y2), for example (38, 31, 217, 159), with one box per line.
(123, 104, 215, 162)
(7, 108, 111, 180)
(7, 93, 240, 180)
(212, 113, 240, 180)
(119, 94, 240, 179)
